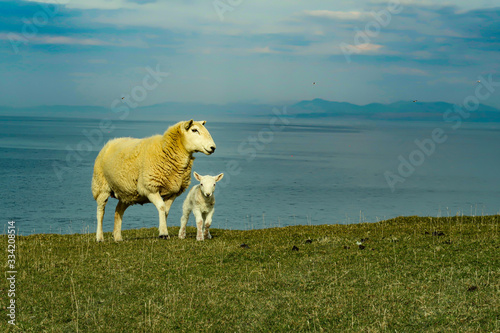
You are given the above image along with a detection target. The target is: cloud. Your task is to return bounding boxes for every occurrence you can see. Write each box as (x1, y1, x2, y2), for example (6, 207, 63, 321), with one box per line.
(1, 0, 499, 109)
(26, 0, 133, 10)
(0, 33, 110, 45)
(353, 43, 383, 52)
(265, 41, 388, 57)
(34, 35, 110, 46)
(383, 67, 431, 76)
(250, 46, 276, 54)
(333, 42, 385, 56)
(0, 33, 148, 48)
(303, 10, 372, 21)
(427, 76, 471, 85)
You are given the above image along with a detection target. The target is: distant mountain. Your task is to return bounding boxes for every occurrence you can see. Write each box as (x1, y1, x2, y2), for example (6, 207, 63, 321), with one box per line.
(292, 99, 364, 114)
(1, 99, 499, 122)
(289, 98, 500, 121)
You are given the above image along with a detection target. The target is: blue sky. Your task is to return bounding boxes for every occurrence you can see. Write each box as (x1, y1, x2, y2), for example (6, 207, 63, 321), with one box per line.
(0, 0, 499, 108)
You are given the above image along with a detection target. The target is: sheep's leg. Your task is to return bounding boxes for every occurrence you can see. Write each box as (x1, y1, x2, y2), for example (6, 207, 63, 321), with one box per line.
(147, 192, 170, 239)
(192, 209, 204, 241)
(95, 193, 109, 242)
(204, 209, 214, 240)
(179, 206, 190, 240)
(161, 197, 175, 238)
(113, 201, 129, 242)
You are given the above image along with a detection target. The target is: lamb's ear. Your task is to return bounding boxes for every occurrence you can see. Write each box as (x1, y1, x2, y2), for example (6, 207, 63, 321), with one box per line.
(215, 173, 224, 182)
(184, 119, 194, 130)
(200, 120, 206, 126)
(193, 172, 201, 181)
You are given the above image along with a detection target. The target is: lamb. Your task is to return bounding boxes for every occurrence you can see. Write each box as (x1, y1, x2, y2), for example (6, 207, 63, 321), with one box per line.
(179, 172, 224, 241)
(91, 120, 216, 242)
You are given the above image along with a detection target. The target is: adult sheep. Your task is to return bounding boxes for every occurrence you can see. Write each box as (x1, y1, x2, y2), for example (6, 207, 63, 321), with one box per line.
(91, 120, 216, 242)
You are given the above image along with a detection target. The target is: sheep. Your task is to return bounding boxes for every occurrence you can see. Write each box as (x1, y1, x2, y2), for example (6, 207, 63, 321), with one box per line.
(179, 172, 224, 241)
(91, 120, 216, 242)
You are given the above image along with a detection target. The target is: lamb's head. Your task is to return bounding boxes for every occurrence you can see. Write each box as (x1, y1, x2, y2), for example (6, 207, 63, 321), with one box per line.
(182, 120, 216, 155)
(194, 172, 224, 198)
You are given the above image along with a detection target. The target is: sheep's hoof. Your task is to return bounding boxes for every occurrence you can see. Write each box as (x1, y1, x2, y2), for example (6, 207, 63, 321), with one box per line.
(159, 235, 170, 240)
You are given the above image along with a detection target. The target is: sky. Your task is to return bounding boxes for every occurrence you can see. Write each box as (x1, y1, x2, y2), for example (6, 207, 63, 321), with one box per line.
(0, 0, 499, 108)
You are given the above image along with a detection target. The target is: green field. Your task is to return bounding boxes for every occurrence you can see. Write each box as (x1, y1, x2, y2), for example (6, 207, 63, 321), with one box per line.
(1, 215, 499, 332)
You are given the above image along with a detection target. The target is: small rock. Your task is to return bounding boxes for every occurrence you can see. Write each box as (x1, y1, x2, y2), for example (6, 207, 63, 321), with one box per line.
(292, 246, 299, 251)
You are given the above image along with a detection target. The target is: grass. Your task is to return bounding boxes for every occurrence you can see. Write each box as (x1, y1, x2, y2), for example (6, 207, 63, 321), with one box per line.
(1, 215, 499, 332)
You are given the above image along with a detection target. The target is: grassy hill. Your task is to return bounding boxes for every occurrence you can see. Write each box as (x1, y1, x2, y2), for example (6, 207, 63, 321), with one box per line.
(1, 215, 498, 332)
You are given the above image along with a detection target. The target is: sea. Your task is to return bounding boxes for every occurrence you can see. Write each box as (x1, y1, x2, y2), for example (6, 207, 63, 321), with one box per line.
(1, 115, 499, 235)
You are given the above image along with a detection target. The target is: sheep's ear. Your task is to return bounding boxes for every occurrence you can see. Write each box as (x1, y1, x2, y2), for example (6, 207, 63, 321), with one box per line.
(200, 120, 206, 126)
(194, 172, 201, 181)
(184, 119, 194, 130)
(215, 173, 224, 182)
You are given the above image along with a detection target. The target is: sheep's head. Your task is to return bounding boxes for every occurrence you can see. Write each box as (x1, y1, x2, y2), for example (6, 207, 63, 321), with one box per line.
(194, 172, 224, 198)
(182, 120, 216, 155)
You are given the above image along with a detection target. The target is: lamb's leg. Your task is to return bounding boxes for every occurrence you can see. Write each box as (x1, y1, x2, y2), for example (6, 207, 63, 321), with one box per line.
(179, 205, 190, 240)
(147, 192, 170, 239)
(192, 209, 204, 241)
(204, 209, 214, 240)
(113, 201, 129, 242)
(95, 193, 109, 242)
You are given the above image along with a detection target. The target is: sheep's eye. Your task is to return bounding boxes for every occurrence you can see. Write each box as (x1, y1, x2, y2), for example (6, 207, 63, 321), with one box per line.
(191, 129, 198, 133)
